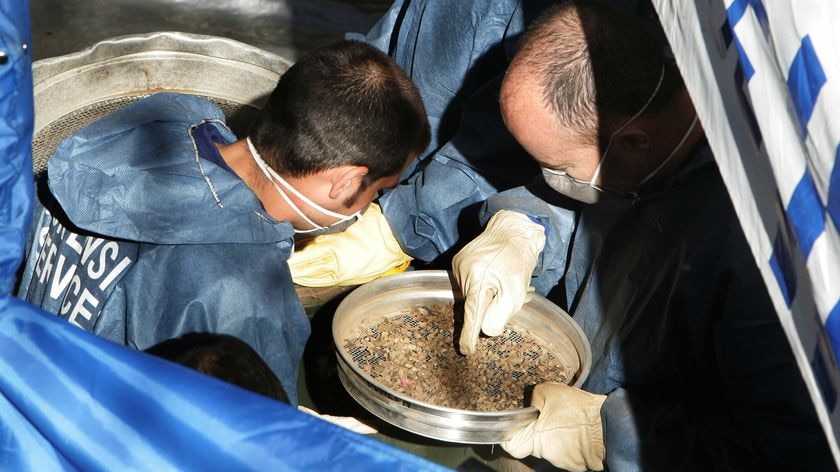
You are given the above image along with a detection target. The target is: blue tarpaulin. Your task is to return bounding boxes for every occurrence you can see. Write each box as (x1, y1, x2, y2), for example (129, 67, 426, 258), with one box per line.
(0, 296, 447, 471)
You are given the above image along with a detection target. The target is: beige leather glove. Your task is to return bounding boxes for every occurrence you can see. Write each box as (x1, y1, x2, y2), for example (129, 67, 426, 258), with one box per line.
(298, 405, 378, 435)
(452, 210, 546, 355)
(502, 383, 607, 472)
(288, 203, 412, 287)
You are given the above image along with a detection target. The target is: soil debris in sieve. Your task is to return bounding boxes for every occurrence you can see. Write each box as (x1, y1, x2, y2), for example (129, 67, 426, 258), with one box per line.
(343, 304, 569, 411)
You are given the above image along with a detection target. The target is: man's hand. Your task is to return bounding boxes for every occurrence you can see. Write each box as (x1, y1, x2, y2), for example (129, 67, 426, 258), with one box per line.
(452, 210, 546, 355)
(502, 382, 607, 471)
(288, 203, 411, 287)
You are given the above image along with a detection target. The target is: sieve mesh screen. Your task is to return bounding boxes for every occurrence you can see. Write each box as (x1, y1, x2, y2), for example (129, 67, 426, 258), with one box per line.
(343, 304, 570, 411)
(32, 94, 260, 176)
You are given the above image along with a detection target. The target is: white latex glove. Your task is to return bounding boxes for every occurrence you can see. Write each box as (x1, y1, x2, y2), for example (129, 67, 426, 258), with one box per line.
(298, 405, 378, 435)
(288, 203, 412, 287)
(452, 210, 546, 355)
(502, 382, 607, 472)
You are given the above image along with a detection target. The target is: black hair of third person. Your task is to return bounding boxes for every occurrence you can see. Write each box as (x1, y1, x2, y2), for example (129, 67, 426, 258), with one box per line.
(145, 332, 290, 404)
(248, 40, 431, 191)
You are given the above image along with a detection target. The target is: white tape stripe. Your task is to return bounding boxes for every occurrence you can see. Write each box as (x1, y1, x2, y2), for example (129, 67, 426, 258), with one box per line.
(735, 16, 809, 203)
(762, 3, 807, 77)
(802, 45, 840, 197)
(787, 1, 840, 77)
(806, 224, 840, 322)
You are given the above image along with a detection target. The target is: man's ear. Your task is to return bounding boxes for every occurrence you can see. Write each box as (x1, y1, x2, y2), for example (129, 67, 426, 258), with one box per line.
(328, 165, 368, 200)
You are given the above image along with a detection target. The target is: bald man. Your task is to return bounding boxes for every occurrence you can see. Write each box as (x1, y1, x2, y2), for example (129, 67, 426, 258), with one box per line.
(452, 3, 833, 471)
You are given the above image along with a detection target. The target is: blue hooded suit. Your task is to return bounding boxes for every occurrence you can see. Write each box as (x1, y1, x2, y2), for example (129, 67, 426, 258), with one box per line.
(17, 92, 310, 404)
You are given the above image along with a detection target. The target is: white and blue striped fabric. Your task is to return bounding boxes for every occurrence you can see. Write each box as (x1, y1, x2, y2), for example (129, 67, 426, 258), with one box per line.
(654, 0, 840, 462)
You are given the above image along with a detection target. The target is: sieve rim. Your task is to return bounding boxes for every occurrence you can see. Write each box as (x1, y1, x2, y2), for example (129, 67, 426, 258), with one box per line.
(332, 270, 592, 443)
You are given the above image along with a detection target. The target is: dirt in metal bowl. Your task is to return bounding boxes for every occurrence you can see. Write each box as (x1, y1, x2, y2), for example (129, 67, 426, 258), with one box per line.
(343, 303, 571, 411)
(332, 270, 592, 444)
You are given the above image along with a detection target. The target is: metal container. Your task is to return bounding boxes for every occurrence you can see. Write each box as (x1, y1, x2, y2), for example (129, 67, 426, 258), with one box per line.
(332, 270, 592, 444)
(32, 31, 291, 176)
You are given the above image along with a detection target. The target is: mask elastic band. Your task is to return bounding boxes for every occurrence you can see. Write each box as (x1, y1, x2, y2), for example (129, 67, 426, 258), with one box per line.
(247, 137, 327, 230)
(637, 113, 699, 187)
(589, 65, 666, 187)
(247, 138, 361, 224)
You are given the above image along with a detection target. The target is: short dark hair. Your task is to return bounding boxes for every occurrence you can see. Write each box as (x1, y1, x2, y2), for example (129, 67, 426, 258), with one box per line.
(249, 40, 430, 187)
(512, 2, 683, 146)
(145, 332, 289, 404)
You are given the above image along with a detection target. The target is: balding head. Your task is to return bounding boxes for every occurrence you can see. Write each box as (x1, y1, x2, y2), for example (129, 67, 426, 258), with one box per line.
(504, 2, 679, 146)
(501, 2, 698, 192)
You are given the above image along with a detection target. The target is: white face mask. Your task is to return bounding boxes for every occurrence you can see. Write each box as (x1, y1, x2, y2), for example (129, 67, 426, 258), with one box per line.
(247, 137, 364, 235)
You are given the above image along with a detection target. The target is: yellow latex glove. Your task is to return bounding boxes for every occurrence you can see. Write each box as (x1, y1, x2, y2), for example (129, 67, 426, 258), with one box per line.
(502, 382, 607, 471)
(288, 203, 412, 287)
(452, 210, 546, 355)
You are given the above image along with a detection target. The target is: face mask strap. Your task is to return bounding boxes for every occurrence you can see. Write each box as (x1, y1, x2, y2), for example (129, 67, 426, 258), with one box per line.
(638, 112, 699, 187)
(246, 138, 364, 233)
(589, 65, 666, 187)
(247, 138, 325, 230)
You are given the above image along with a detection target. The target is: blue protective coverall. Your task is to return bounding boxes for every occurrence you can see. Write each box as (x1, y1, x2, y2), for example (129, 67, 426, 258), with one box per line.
(357, 0, 547, 263)
(358, 0, 652, 265)
(486, 146, 834, 471)
(16, 92, 310, 404)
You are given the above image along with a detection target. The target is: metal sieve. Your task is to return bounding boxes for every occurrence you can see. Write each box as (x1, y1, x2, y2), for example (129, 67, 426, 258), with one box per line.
(333, 270, 592, 444)
(32, 31, 291, 175)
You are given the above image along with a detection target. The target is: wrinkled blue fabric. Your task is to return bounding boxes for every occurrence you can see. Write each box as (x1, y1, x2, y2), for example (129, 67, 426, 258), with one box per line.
(486, 147, 834, 470)
(0, 296, 448, 472)
(16, 92, 310, 405)
(358, 0, 549, 263)
(356, 0, 655, 265)
(0, 0, 33, 294)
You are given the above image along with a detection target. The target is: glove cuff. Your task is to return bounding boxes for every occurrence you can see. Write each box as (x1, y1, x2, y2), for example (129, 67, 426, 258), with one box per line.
(582, 392, 608, 471)
(485, 210, 547, 255)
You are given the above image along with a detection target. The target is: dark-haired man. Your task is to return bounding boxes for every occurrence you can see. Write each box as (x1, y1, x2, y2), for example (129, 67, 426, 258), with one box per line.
(17, 40, 430, 405)
(453, 3, 833, 471)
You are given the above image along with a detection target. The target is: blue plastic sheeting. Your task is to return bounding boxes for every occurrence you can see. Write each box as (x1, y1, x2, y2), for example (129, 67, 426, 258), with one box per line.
(0, 297, 449, 471)
(0, 0, 34, 294)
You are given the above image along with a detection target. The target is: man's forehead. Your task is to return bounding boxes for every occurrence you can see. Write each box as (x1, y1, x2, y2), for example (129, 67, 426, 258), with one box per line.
(500, 64, 600, 171)
(504, 105, 594, 167)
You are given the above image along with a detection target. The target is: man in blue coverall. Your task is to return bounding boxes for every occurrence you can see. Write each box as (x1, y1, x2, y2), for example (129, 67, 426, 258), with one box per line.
(16, 40, 431, 405)
(453, 3, 834, 471)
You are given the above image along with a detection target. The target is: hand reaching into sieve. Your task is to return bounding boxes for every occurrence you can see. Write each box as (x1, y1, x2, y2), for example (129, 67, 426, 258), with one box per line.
(452, 210, 546, 355)
(502, 382, 607, 472)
